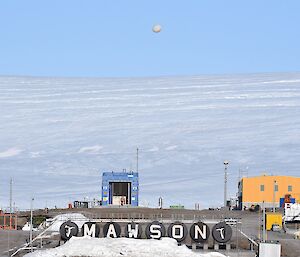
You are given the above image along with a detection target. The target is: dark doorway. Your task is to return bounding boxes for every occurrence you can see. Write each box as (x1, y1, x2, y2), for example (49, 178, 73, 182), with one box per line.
(109, 182, 131, 205)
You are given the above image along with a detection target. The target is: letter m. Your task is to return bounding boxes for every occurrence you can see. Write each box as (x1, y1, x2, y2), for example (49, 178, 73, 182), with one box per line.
(83, 223, 96, 237)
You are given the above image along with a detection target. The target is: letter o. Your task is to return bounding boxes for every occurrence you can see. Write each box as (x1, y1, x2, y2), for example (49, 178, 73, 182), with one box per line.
(167, 222, 187, 242)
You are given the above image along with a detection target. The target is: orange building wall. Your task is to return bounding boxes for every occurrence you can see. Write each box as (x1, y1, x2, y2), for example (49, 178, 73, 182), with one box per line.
(241, 175, 300, 207)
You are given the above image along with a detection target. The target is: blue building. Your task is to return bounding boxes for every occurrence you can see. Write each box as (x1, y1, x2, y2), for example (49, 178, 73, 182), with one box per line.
(102, 171, 139, 206)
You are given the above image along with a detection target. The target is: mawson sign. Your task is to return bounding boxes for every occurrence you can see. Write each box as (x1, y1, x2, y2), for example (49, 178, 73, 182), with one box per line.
(60, 220, 232, 244)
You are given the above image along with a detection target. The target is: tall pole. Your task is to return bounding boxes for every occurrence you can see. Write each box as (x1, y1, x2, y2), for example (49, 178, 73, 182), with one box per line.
(8, 178, 12, 257)
(273, 180, 277, 213)
(30, 197, 34, 252)
(224, 161, 229, 208)
(136, 148, 139, 173)
(262, 201, 266, 242)
(9, 178, 12, 229)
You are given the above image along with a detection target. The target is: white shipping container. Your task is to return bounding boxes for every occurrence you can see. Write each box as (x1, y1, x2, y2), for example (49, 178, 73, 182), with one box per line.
(259, 243, 281, 257)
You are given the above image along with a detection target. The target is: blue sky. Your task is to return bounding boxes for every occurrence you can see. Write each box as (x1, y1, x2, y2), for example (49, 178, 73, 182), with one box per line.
(0, 1, 300, 77)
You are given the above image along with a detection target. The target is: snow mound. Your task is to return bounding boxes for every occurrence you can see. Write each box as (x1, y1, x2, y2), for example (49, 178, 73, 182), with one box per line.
(24, 237, 227, 257)
(46, 213, 89, 231)
(22, 222, 38, 231)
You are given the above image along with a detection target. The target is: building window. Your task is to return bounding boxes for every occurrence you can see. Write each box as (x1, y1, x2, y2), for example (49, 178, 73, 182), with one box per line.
(288, 185, 292, 192)
(260, 185, 265, 192)
(275, 185, 278, 192)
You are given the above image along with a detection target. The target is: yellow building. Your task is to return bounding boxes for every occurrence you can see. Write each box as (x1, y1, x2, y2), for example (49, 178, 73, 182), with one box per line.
(238, 175, 300, 209)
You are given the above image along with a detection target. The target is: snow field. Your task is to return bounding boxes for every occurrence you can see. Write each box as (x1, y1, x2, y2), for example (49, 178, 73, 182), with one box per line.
(24, 236, 227, 257)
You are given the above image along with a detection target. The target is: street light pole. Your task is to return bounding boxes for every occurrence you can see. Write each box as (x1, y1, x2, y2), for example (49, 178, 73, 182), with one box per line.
(30, 197, 34, 252)
(262, 201, 266, 242)
(224, 160, 229, 208)
(273, 180, 277, 213)
(9, 178, 12, 229)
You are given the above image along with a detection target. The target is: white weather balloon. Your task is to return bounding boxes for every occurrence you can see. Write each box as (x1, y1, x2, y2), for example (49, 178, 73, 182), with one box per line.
(152, 24, 162, 33)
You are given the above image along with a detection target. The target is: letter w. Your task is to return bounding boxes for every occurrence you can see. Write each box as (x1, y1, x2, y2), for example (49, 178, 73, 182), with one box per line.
(127, 224, 139, 238)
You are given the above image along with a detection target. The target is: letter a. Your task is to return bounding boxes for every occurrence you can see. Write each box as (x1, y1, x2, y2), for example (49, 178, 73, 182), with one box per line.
(106, 224, 117, 238)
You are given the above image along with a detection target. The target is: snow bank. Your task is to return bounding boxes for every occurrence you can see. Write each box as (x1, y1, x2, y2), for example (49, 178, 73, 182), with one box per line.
(22, 222, 38, 231)
(24, 237, 227, 257)
(45, 213, 89, 231)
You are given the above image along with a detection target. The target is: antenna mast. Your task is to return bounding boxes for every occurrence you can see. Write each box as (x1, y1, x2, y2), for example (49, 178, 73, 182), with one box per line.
(10, 178, 12, 214)
(136, 148, 139, 172)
